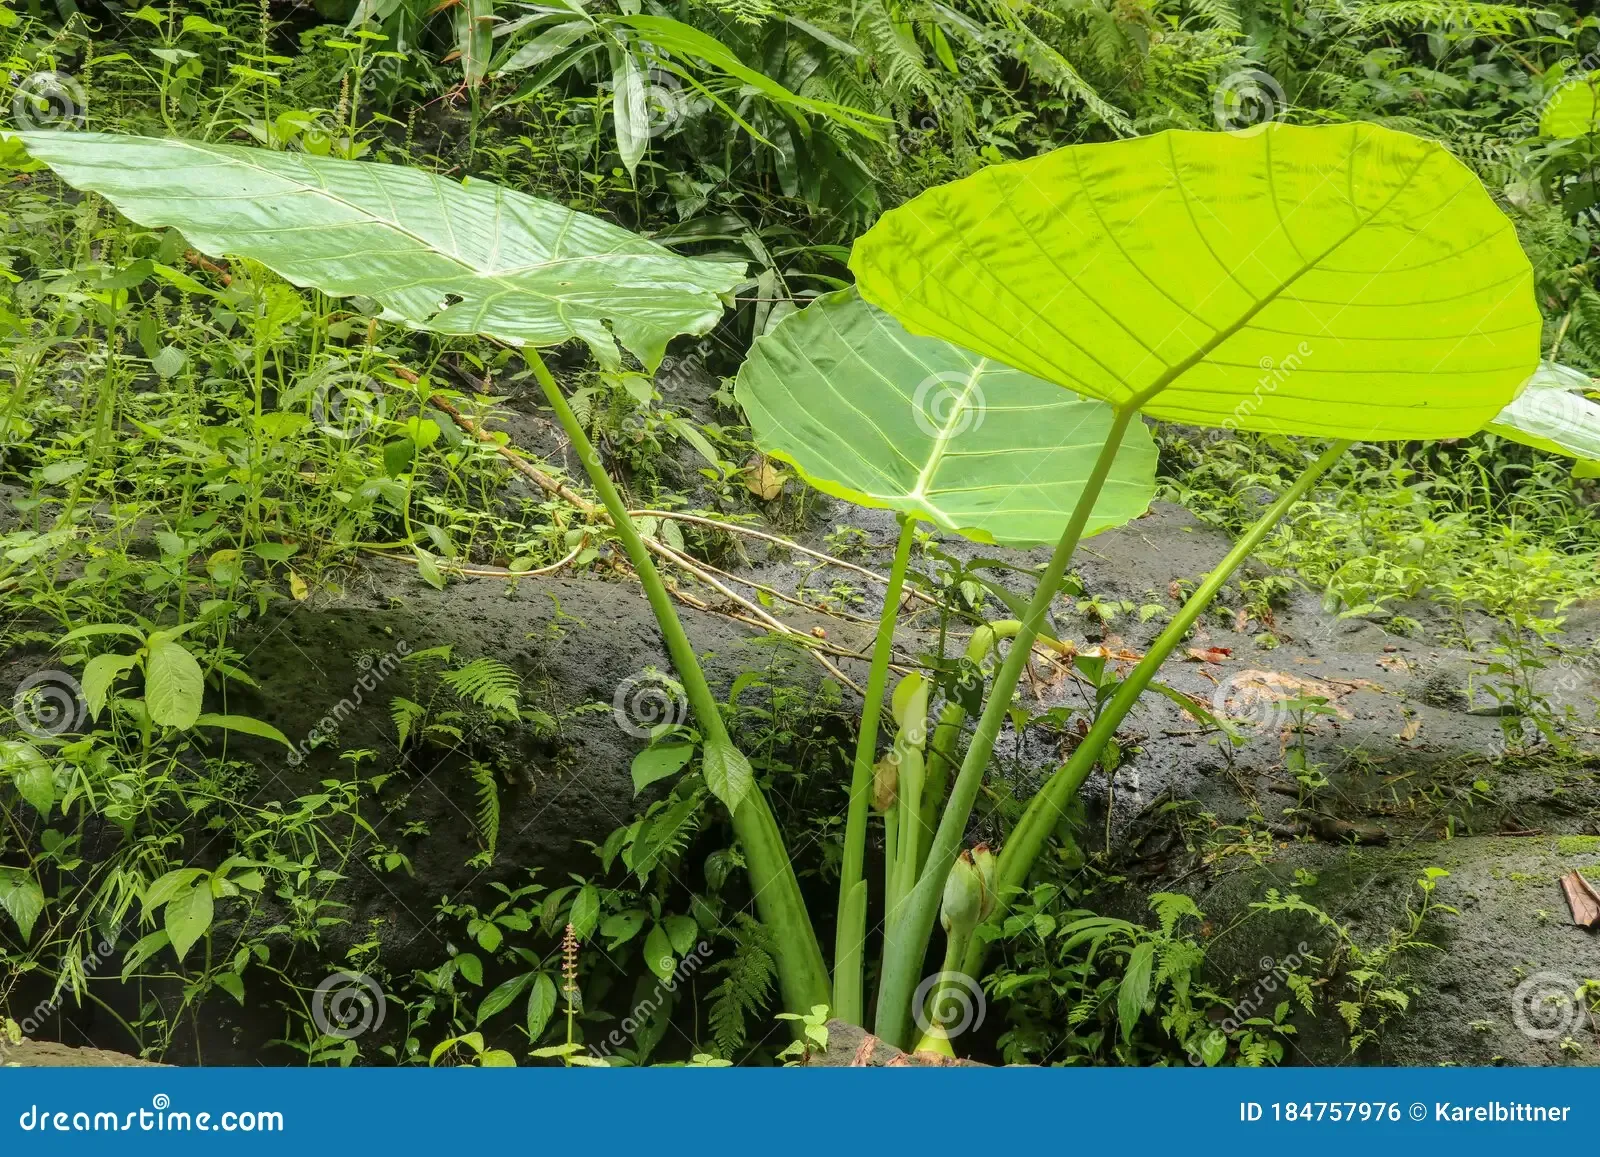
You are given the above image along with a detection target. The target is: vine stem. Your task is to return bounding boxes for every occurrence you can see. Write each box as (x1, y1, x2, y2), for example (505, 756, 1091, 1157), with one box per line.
(529, 350, 830, 1014)
(872, 405, 1138, 1048)
(833, 515, 917, 1024)
(962, 438, 1353, 977)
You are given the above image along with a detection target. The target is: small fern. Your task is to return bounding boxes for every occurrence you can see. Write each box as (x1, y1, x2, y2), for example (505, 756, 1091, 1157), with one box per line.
(471, 761, 500, 859)
(706, 914, 776, 1058)
(442, 657, 521, 716)
(390, 697, 426, 749)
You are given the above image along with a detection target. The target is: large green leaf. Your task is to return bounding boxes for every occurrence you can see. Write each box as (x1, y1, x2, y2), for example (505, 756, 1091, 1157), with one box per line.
(736, 291, 1156, 546)
(850, 123, 1539, 439)
(1488, 362, 1600, 461)
(1541, 74, 1600, 139)
(13, 132, 745, 370)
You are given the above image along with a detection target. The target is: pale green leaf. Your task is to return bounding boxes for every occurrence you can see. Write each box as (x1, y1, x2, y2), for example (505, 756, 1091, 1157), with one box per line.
(663, 914, 698, 957)
(0, 867, 44, 943)
(1487, 362, 1600, 462)
(737, 290, 1156, 546)
(643, 922, 675, 982)
(82, 652, 138, 720)
(701, 736, 752, 812)
(1118, 940, 1155, 1042)
(527, 972, 558, 1040)
(145, 638, 204, 730)
(478, 974, 532, 1024)
(614, 52, 648, 176)
(851, 123, 1538, 439)
(568, 885, 600, 941)
(1, 740, 54, 817)
(14, 132, 745, 371)
(631, 741, 695, 794)
(164, 882, 214, 962)
(141, 867, 207, 921)
(192, 712, 294, 748)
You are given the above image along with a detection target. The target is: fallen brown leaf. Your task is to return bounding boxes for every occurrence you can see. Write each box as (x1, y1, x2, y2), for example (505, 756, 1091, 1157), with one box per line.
(743, 453, 785, 501)
(1560, 870, 1600, 928)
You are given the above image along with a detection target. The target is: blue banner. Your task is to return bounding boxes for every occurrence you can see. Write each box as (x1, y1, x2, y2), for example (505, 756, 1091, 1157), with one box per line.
(2, 1067, 1591, 1155)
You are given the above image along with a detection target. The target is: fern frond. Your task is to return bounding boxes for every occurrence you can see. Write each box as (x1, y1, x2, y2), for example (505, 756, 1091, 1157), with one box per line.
(1339, 1, 1532, 34)
(472, 762, 500, 857)
(402, 644, 453, 667)
(390, 696, 426, 748)
(442, 657, 521, 716)
(1187, 0, 1242, 34)
(631, 790, 704, 881)
(705, 914, 776, 1058)
(1005, 18, 1136, 136)
(853, 0, 941, 103)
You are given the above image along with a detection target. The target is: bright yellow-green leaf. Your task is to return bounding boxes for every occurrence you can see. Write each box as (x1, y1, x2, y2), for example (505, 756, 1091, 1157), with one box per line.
(1488, 362, 1600, 462)
(735, 291, 1157, 546)
(12, 132, 745, 371)
(1541, 74, 1600, 138)
(851, 123, 1539, 440)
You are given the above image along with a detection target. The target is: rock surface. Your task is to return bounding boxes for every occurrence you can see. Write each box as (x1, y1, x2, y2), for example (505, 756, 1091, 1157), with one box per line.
(1, 1038, 165, 1067)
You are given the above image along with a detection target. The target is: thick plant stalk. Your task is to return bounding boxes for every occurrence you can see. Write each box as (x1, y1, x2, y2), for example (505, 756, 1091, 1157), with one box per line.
(529, 351, 830, 1014)
(833, 516, 916, 1023)
(962, 439, 1353, 976)
(917, 621, 1022, 874)
(872, 406, 1137, 1047)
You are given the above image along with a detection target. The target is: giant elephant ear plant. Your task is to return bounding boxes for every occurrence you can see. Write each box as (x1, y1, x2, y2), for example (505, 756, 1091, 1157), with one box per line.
(10, 120, 1540, 1056)
(846, 121, 1539, 1046)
